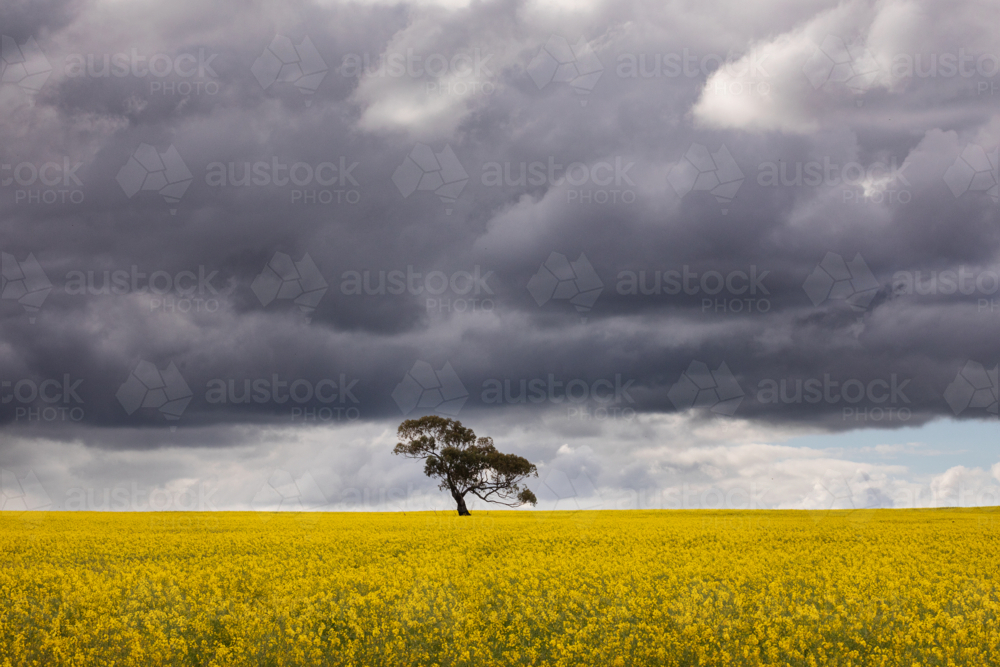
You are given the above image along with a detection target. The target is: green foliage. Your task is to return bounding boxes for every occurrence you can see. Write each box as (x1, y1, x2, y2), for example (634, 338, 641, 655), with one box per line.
(394, 416, 538, 511)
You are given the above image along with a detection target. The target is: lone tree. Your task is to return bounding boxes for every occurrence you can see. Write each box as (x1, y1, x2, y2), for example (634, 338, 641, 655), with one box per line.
(394, 416, 538, 516)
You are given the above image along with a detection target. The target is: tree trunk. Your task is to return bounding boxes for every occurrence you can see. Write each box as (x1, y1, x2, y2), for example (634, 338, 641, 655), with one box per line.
(454, 493, 471, 516)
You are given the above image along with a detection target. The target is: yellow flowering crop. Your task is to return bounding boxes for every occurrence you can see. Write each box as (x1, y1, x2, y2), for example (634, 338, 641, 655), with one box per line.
(2, 508, 999, 666)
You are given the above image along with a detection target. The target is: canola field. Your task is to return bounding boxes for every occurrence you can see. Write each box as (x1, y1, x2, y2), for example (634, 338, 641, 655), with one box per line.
(2, 509, 999, 666)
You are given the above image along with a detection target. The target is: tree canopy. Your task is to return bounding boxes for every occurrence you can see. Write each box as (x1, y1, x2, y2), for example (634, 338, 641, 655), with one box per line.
(394, 416, 537, 515)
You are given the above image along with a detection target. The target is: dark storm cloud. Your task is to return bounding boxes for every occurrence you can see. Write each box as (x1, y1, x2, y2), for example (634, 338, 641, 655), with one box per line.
(0, 0, 997, 445)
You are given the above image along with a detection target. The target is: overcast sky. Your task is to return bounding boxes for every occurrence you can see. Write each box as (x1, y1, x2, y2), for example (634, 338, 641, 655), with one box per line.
(0, 0, 997, 514)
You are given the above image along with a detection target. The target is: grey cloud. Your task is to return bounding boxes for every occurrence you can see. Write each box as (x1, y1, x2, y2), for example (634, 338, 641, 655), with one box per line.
(0, 0, 996, 509)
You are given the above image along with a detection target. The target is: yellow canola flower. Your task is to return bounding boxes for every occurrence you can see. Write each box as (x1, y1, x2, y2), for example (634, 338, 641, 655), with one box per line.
(0, 509, 998, 666)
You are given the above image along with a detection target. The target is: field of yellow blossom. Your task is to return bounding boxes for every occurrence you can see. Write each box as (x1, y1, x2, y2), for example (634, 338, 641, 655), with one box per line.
(2, 508, 999, 666)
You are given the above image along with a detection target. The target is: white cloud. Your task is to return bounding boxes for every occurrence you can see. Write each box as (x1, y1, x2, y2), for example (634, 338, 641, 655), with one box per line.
(692, 0, 1000, 134)
(5, 412, 996, 512)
